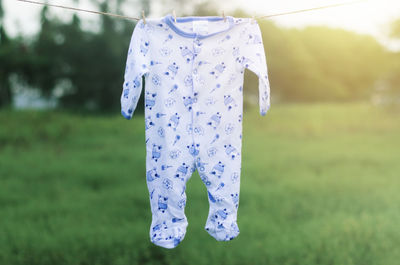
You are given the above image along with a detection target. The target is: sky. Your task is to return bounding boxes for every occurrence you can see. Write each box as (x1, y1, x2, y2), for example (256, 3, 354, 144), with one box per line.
(4, 0, 400, 50)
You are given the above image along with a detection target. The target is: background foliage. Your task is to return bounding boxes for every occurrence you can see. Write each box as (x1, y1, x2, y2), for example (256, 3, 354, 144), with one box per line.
(0, 0, 399, 111)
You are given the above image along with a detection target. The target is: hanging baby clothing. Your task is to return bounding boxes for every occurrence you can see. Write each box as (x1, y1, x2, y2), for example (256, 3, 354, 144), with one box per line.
(121, 13, 271, 249)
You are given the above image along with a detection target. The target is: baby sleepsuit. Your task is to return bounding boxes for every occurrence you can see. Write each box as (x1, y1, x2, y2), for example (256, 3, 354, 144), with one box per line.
(121, 13, 271, 249)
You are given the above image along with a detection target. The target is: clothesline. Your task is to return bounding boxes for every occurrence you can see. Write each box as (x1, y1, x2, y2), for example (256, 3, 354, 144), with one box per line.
(16, 0, 369, 22)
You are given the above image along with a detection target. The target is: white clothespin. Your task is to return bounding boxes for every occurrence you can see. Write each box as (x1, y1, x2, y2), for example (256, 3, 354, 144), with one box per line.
(222, 10, 226, 22)
(173, 10, 177, 23)
(251, 15, 256, 24)
(142, 10, 146, 24)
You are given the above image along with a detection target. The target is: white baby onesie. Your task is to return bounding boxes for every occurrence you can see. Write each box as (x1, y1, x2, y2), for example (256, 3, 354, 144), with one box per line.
(121, 14, 271, 249)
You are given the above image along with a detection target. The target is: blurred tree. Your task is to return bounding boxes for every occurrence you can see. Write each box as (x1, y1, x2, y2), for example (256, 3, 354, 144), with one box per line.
(0, 0, 50, 108)
(0, 1, 397, 110)
(19, 0, 147, 112)
(257, 21, 390, 102)
(0, 0, 4, 44)
(0, 0, 6, 103)
(383, 52, 400, 101)
(377, 18, 400, 104)
(58, 2, 135, 111)
(391, 18, 400, 39)
(30, 6, 61, 97)
(0, 0, 12, 107)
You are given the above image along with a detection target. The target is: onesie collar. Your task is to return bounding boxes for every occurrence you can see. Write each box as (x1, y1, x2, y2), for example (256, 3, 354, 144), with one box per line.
(163, 14, 235, 39)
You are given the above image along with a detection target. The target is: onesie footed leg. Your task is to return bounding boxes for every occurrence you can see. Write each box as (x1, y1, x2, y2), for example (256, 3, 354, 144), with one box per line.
(150, 216, 188, 249)
(147, 189, 190, 248)
(145, 145, 197, 248)
(146, 162, 194, 249)
(199, 164, 241, 242)
(204, 208, 240, 241)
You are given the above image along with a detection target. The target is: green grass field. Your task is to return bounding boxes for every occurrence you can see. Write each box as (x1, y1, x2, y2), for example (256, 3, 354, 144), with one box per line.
(0, 102, 399, 265)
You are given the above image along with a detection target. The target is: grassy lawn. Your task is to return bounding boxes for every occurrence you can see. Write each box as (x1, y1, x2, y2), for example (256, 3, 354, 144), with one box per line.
(0, 102, 399, 265)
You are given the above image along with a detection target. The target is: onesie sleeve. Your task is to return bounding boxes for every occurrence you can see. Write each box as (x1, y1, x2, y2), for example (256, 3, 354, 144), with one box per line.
(120, 19, 150, 120)
(239, 20, 271, 116)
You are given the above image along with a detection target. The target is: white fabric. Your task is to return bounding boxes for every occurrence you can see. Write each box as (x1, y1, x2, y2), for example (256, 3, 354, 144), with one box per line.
(121, 14, 271, 249)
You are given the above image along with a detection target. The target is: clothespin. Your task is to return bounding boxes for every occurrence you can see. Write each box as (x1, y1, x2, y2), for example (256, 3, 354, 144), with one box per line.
(173, 10, 177, 23)
(142, 10, 146, 24)
(222, 10, 226, 22)
(251, 15, 256, 24)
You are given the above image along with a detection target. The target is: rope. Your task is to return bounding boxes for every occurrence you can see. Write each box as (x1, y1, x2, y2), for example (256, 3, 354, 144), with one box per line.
(16, 0, 369, 22)
(16, 0, 141, 21)
(254, 0, 368, 19)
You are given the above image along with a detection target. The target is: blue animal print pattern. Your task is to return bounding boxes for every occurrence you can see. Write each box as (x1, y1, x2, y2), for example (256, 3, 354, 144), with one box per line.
(121, 13, 271, 249)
